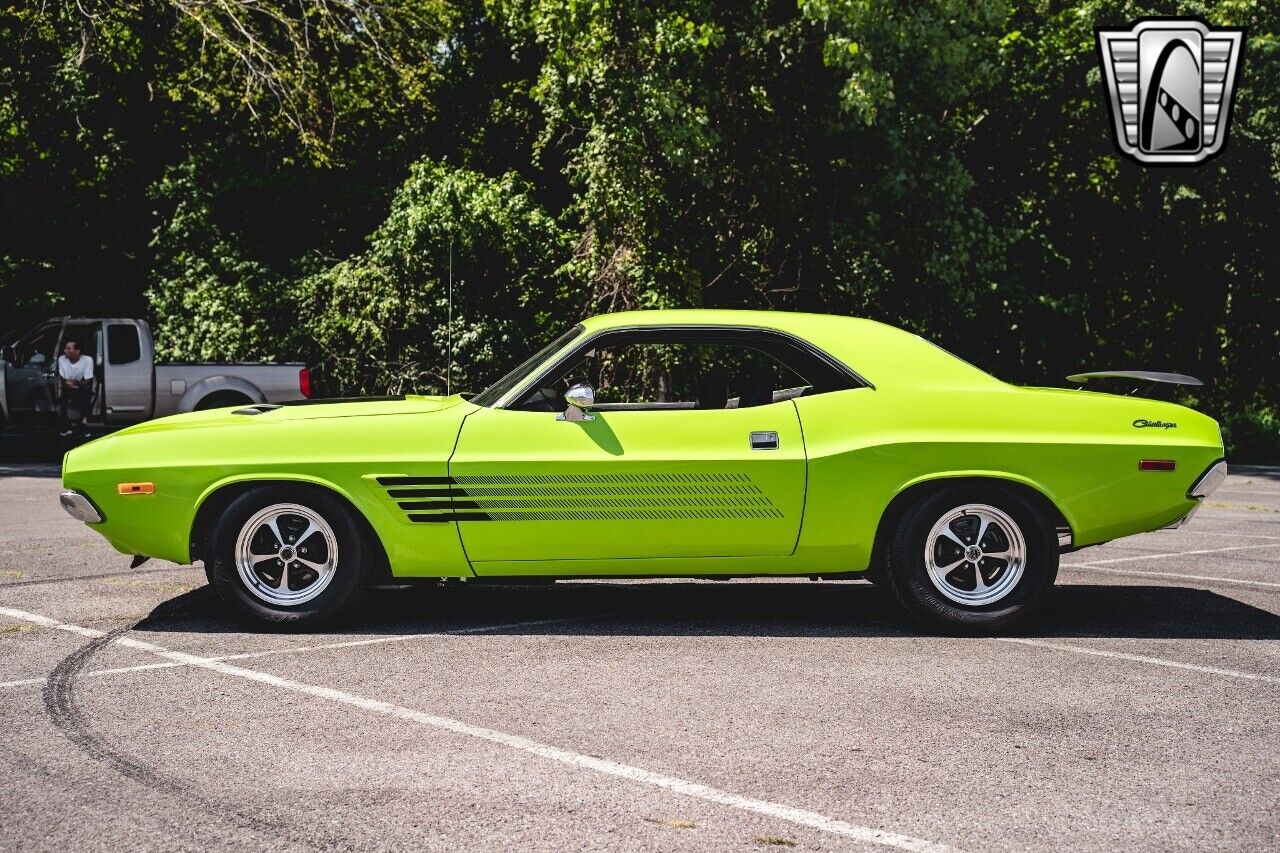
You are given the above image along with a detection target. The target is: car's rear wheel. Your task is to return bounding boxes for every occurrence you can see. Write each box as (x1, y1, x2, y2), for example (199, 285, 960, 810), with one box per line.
(882, 484, 1057, 633)
(207, 485, 374, 628)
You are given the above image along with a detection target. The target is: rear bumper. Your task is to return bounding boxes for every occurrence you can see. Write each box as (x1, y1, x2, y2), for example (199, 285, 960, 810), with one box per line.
(1188, 459, 1228, 500)
(1164, 459, 1229, 530)
(1163, 503, 1200, 529)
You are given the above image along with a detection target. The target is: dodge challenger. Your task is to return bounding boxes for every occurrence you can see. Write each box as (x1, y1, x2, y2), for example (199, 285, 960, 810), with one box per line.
(59, 310, 1227, 631)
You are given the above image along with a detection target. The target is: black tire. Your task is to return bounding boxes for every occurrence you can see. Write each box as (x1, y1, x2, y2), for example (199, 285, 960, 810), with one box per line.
(206, 484, 375, 628)
(881, 483, 1058, 634)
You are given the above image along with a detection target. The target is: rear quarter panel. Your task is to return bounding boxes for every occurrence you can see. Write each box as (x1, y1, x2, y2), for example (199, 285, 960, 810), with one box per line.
(793, 384, 1222, 572)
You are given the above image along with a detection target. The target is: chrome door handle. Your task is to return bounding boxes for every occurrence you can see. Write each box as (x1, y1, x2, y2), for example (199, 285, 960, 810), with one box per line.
(750, 431, 779, 450)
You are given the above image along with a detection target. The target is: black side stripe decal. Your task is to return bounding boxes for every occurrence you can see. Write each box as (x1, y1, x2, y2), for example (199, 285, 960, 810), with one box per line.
(408, 512, 494, 523)
(379, 473, 781, 523)
(377, 476, 456, 486)
(398, 500, 483, 510)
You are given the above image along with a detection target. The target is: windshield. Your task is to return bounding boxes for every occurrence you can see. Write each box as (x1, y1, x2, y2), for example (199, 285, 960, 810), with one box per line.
(471, 324, 584, 408)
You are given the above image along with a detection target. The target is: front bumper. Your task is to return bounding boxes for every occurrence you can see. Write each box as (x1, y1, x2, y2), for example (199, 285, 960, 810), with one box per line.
(60, 490, 103, 524)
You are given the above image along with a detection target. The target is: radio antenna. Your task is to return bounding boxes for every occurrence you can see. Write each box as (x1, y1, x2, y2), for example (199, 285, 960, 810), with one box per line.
(446, 239, 453, 396)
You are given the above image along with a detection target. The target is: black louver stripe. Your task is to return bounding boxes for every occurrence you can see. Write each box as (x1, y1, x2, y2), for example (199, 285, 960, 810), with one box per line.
(379, 473, 781, 523)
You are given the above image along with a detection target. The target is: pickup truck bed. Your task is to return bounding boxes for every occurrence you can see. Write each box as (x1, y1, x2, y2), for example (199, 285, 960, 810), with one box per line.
(153, 361, 308, 418)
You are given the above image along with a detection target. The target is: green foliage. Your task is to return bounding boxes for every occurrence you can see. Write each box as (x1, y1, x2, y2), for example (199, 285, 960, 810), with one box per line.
(965, 0, 1280, 412)
(0, 0, 453, 336)
(298, 159, 574, 395)
(147, 159, 293, 362)
(1221, 407, 1280, 465)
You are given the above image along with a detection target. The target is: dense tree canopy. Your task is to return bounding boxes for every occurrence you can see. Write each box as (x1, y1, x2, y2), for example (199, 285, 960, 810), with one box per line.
(2, 1, 1277, 452)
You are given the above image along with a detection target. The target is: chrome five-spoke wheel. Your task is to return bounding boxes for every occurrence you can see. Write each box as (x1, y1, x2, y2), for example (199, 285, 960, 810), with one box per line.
(924, 503, 1026, 606)
(234, 503, 339, 606)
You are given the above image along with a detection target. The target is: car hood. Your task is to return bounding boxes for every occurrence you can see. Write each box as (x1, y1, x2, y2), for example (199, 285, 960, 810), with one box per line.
(112, 394, 472, 436)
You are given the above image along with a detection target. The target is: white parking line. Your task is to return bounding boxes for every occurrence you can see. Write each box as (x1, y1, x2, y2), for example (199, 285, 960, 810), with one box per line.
(1063, 542, 1280, 566)
(997, 638, 1280, 686)
(0, 605, 957, 853)
(0, 616, 583, 690)
(1061, 563, 1280, 590)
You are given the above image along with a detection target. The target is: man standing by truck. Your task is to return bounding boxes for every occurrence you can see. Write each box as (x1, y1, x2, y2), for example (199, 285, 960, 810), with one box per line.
(57, 338, 94, 437)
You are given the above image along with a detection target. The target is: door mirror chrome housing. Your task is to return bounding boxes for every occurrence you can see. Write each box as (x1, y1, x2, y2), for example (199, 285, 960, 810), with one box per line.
(559, 382, 596, 421)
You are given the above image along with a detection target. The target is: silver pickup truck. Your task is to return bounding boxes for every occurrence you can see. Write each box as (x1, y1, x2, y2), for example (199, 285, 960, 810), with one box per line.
(1, 317, 309, 429)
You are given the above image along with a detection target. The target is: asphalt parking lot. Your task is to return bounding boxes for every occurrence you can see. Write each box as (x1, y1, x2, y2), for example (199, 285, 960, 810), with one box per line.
(1, 462, 1277, 852)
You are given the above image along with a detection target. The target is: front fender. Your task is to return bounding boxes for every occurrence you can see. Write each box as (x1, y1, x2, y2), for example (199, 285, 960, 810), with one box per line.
(186, 471, 474, 577)
(188, 472, 372, 564)
(62, 406, 477, 577)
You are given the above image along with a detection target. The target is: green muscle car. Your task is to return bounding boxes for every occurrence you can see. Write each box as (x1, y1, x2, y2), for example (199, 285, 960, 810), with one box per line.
(60, 310, 1227, 631)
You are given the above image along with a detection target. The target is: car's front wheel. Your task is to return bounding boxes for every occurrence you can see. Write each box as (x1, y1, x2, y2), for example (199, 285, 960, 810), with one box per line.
(207, 485, 375, 628)
(882, 484, 1058, 633)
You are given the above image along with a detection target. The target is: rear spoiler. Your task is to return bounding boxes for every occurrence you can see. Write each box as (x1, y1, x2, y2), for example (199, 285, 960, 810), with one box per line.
(1066, 370, 1203, 396)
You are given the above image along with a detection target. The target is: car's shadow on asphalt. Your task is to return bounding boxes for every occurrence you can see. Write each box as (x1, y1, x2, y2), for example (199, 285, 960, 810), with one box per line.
(136, 580, 1280, 641)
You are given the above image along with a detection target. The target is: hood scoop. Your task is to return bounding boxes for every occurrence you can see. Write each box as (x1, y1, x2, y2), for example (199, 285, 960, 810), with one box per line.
(232, 404, 282, 416)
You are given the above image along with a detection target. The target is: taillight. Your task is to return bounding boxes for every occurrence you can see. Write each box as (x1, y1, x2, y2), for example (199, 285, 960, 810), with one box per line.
(299, 368, 311, 398)
(1138, 459, 1176, 471)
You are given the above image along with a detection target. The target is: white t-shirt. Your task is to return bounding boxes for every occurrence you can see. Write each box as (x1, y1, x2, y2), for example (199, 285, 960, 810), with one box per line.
(58, 354, 94, 382)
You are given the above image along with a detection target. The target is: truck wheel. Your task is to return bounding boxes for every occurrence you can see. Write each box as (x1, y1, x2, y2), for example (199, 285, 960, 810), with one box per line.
(194, 391, 252, 411)
(882, 484, 1058, 633)
(206, 485, 374, 628)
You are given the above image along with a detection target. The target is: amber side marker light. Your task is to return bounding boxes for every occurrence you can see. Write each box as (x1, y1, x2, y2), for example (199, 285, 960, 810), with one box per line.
(1138, 460, 1176, 472)
(118, 482, 155, 495)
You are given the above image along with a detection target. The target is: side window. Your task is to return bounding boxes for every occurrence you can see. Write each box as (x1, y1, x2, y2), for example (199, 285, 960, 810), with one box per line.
(513, 329, 853, 412)
(107, 324, 142, 365)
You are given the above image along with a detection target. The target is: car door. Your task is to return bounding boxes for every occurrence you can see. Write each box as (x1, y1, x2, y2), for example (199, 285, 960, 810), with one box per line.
(448, 330, 809, 566)
(5, 322, 62, 425)
(103, 322, 153, 423)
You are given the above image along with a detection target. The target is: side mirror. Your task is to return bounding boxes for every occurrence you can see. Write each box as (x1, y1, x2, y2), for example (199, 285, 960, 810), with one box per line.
(558, 382, 596, 421)
(1, 345, 12, 363)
